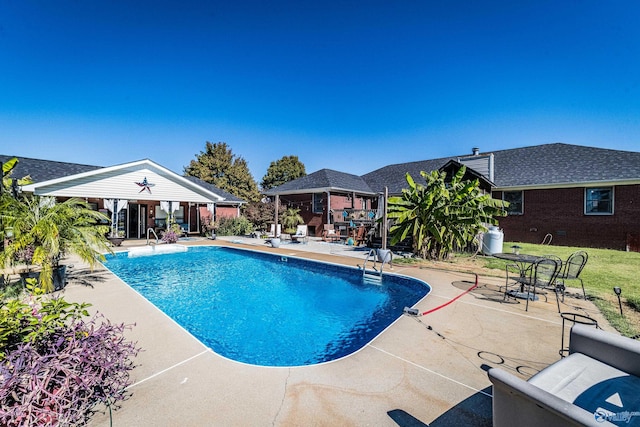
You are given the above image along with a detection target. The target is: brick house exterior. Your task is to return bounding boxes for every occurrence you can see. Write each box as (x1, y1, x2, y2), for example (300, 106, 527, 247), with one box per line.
(270, 143, 640, 251)
(494, 185, 640, 251)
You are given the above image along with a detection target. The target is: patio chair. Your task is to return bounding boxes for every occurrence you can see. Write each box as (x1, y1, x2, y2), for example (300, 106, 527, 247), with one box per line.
(503, 257, 561, 311)
(266, 224, 281, 238)
(555, 251, 589, 301)
(353, 226, 367, 246)
(488, 324, 640, 427)
(291, 225, 308, 243)
(539, 254, 565, 312)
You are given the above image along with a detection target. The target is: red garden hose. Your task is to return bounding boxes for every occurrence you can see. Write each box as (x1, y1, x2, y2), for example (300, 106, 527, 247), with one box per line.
(421, 273, 479, 316)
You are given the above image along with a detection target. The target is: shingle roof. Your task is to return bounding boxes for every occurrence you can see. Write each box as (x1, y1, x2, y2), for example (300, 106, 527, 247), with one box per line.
(362, 143, 640, 193)
(362, 158, 451, 194)
(182, 176, 244, 203)
(491, 143, 640, 187)
(0, 155, 102, 183)
(265, 169, 375, 195)
(1, 154, 244, 203)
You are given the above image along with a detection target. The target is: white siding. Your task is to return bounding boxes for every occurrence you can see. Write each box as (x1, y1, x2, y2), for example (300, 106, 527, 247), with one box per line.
(32, 166, 215, 203)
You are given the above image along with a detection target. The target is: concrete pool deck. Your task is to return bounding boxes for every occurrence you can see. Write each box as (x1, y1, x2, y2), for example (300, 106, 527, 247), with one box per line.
(59, 237, 611, 426)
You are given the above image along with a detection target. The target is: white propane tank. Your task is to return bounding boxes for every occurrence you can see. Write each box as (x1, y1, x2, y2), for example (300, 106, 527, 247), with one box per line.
(482, 226, 504, 255)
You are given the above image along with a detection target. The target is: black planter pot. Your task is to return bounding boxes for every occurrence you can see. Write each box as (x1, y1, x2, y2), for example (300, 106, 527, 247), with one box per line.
(53, 265, 67, 291)
(107, 237, 125, 246)
(20, 265, 68, 291)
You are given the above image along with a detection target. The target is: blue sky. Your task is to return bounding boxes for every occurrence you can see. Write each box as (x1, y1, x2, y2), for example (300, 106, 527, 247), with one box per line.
(1, 1, 639, 184)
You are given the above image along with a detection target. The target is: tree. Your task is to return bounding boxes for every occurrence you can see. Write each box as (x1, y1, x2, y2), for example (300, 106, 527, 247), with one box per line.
(243, 200, 284, 231)
(184, 142, 261, 202)
(261, 155, 306, 190)
(387, 166, 508, 260)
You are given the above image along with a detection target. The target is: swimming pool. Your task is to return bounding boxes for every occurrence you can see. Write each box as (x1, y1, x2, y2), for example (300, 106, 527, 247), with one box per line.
(103, 246, 430, 367)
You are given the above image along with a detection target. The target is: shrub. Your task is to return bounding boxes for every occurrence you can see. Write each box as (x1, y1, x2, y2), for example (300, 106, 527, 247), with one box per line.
(216, 216, 254, 236)
(0, 296, 140, 425)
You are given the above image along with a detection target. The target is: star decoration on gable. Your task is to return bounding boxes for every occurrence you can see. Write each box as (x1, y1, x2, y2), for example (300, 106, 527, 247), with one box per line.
(135, 177, 155, 194)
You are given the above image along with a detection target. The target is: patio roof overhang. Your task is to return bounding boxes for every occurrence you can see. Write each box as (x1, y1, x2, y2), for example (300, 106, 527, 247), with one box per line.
(264, 187, 377, 197)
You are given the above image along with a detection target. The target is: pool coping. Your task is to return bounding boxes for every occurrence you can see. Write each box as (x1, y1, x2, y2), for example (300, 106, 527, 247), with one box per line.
(59, 238, 612, 426)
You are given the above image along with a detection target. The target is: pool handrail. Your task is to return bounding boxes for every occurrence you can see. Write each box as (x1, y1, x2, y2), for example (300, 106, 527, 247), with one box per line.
(147, 227, 159, 245)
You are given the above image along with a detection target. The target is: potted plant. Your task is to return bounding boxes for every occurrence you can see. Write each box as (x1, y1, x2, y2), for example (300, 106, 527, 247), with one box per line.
(2, 196, 112, 293)
(161, 223, 181, 244)
(281, 207, 304, 235)
(202, 218, 218, 240)
(107, 230, 125, 246)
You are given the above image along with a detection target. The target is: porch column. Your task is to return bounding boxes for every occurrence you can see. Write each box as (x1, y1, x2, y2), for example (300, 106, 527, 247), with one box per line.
(382, 186, 388, 250)
(274, 195, 279, 234)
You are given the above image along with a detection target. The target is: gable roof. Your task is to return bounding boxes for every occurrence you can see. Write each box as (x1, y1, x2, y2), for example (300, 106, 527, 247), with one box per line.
(0, 154, 102, 183)
(439, 160, 494, 192)
(4, 155, 244, 204)
(264, 168, 375, 196)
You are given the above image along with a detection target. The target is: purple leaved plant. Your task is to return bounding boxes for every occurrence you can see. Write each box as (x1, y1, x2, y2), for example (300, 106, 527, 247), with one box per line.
(15, 245, 35, 265)
(0, 313, 140, 426)
(161, 229, 179, 244)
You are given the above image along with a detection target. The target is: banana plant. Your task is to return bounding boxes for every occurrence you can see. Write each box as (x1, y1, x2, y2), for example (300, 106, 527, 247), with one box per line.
(387, 166, 508, 260)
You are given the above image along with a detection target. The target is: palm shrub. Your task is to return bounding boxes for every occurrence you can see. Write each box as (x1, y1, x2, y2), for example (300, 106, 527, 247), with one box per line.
(280, 207, 304, 234)
(0, 294, 140, 425)
(387, 166, 508, 260)
(1, 196, 112, 292)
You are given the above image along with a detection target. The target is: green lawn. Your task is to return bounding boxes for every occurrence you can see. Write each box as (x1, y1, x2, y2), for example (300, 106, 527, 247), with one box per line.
(483, 242, 640, 337)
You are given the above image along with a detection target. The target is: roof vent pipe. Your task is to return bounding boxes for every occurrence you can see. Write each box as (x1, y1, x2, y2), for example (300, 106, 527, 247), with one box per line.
(472, 147, 480, 156)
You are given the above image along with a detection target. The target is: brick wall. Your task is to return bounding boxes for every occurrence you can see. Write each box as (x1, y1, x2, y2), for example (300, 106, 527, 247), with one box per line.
(494, 184, 640, 251)
(216, 205, 238, 219)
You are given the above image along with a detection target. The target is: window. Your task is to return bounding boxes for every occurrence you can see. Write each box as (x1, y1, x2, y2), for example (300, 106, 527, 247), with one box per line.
(503, 191, 523, 215)
(313, 193, 324, 214)
(585, 187, 613, 215)
(174, 207, 185, 223)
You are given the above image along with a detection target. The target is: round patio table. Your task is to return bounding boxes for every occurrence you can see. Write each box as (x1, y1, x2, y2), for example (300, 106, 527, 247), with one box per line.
(493, 252, 545, 299)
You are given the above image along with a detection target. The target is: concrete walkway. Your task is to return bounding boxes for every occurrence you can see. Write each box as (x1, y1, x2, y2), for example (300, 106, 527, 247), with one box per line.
(56, 237, 609, 426)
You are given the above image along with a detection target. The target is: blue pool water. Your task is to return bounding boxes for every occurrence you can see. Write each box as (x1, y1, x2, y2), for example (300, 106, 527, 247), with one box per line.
(103, 246, 430, 366)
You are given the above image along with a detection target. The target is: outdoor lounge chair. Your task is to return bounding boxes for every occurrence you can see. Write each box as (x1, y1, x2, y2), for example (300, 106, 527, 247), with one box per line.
(291, 225, 308, 243)
(488, 324, 640, 427)
(322, 224, 341, 242)
(266, 224, 281, 238)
